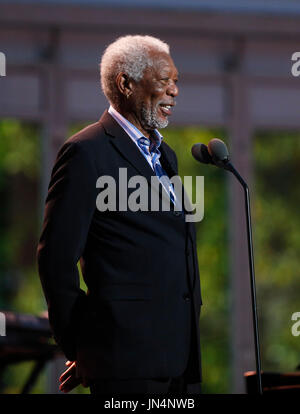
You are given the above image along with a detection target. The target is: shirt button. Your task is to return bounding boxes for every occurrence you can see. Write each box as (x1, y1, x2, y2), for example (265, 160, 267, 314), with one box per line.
(173, 210, 182, 217)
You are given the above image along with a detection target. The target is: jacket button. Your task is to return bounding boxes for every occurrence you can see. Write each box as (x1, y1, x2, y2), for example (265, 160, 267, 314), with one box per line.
(183, 293, 191, 301)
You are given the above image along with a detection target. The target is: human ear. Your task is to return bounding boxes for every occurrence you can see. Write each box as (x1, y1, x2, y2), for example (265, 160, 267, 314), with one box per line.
(116, 72, 133, 98)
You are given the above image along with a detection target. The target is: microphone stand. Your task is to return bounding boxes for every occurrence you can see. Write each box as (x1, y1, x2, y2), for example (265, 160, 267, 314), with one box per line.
(222, 160, 263, 395)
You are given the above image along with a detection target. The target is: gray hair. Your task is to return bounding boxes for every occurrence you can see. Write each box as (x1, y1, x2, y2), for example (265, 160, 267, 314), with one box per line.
(100, 35, 170, 107)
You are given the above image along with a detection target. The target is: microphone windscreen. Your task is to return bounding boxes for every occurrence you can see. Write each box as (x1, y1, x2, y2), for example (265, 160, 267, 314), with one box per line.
(191, 143, 213, 164)
(207, 138, 229, 161)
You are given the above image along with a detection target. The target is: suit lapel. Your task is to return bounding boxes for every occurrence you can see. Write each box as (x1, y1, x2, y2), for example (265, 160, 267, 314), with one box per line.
(99, 110, 185, 213)
(99, 110, 156, 185)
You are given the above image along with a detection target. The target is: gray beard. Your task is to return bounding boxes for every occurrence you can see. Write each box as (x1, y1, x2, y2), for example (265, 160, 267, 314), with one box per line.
(140, 103, 169, 130)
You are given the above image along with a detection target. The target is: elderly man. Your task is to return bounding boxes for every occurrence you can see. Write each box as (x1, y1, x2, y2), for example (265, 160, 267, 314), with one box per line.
(37, 35, 202, 394)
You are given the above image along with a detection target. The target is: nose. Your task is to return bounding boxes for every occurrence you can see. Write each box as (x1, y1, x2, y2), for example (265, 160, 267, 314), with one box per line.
(167, 80, 179, 98)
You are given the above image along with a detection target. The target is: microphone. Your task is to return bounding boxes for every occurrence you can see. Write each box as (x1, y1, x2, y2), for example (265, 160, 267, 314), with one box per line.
(191, 139, 232, 170)
(191, 143, 214, 165)
(207, 138, 229, 165)
(191, 137, 263, 395)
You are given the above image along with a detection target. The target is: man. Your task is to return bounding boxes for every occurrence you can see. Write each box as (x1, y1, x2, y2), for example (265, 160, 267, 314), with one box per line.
(37, 35, 202, 394)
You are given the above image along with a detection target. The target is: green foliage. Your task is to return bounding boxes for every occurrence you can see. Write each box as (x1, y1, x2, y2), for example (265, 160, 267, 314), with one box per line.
(0, 119, 44, 393)
(2, 361, 46, 394)
(253, 131, 300, 373)
(0, 121, 40, 179)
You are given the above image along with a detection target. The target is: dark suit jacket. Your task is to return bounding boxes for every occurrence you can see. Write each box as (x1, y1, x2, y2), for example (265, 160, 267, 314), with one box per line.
(37, 110, 202, 383)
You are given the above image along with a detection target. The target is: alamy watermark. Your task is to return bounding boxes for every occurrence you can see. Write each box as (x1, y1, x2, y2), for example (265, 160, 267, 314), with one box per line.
(291, 52, 300, 77)
(291, 312, 300, 337)
(0, 312, 6, 336)
(95, 169, 204, 223)
(0, 52, 6, 77)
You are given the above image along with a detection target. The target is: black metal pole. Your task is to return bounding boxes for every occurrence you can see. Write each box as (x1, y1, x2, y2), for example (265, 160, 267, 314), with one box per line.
(226, 161, 263, 395)
(21, 357, 49, 394)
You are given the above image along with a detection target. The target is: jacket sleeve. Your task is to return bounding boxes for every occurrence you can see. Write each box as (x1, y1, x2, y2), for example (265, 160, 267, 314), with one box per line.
(37, 141, 98, 360)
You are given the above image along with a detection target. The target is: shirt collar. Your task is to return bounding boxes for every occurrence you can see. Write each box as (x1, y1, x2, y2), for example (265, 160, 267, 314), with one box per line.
(108, 105, 163, 151)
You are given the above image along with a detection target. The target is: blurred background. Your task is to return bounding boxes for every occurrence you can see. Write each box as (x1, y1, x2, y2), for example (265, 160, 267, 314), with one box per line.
(0, 0, 299, 394)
